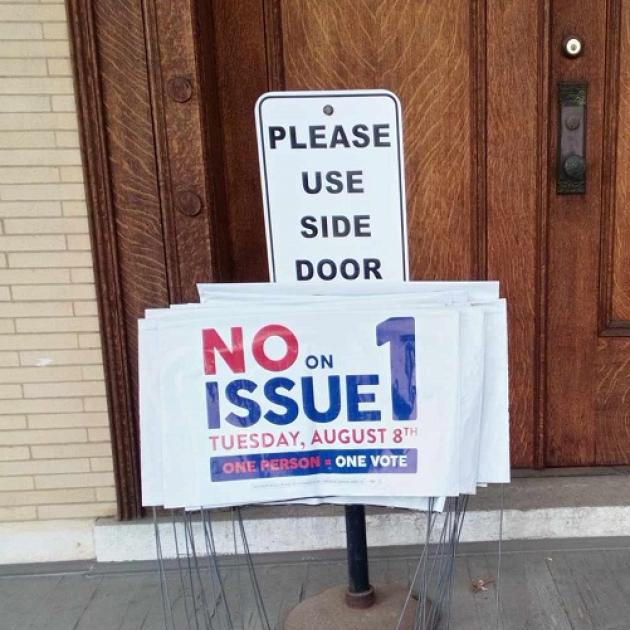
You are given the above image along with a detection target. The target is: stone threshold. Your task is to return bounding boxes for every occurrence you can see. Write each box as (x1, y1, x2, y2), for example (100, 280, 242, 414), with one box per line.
(92, 471, 630, 562)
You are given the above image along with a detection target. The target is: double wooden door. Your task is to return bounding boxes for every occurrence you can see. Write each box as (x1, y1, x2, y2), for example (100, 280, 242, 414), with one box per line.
(69, 0, 630, 518)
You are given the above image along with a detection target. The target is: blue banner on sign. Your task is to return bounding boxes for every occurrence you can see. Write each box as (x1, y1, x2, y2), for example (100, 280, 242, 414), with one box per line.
(210, 448, 417, 482)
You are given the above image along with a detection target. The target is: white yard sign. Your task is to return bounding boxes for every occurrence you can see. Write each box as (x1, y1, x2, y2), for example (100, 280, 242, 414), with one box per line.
(255, 90, 408, 283)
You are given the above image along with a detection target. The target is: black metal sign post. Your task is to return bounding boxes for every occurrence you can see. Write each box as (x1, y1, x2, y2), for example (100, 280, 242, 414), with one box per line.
(344, 505, 375, 608)
(256, 91, 413, 628)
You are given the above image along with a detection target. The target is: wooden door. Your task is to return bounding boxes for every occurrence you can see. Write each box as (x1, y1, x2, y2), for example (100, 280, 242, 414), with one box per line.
(546, 1, 630, 465)
(206, 0, 542, 468)
(207, 0, 630, 469)
(69, 0, 630, 517)
(213, 0, 542, 466)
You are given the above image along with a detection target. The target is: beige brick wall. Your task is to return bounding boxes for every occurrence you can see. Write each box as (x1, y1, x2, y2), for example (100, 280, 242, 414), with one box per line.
(0, 1, 116, 523)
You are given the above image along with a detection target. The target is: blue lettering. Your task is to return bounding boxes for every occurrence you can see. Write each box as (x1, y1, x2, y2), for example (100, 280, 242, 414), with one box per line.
(346, 374, 381, 421)
(302, 375, 341, 422)
(264, 377, 299, 425)
(376, 317, 417, 420)
(225, 379, 261, 428)
(205, 381, 220, 429)
(206, 373, 384, 428)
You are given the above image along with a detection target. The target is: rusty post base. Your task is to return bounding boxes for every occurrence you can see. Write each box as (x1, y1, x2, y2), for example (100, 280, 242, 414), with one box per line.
(283, 583, 437, 630)
(345, 584, 375, 608)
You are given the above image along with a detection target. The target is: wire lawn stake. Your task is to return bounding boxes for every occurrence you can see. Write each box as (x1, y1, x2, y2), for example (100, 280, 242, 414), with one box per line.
(153, 508, 272, 630)
(151, 494, 471, 630)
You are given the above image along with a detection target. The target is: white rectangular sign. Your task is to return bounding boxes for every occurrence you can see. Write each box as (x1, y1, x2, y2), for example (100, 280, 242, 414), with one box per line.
(255, 90, 408, 283)
(140, 282, 509, 510)
(157, 304, 464, 507)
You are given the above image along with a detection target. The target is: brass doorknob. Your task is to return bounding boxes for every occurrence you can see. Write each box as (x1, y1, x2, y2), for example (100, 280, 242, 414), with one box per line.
(563, 154, 586, 181)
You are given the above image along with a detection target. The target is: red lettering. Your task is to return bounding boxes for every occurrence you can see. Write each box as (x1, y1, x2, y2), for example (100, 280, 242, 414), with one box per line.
(252, 324, 299, 372)
(203, 327, 245, 375)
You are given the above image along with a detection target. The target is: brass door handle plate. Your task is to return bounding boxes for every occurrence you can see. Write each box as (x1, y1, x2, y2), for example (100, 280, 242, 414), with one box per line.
(558, 82, 587, 194)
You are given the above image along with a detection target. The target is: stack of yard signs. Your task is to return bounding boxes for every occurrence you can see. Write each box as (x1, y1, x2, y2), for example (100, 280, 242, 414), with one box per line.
(138, 280, 509, 512)
(139, 89, 509, 513)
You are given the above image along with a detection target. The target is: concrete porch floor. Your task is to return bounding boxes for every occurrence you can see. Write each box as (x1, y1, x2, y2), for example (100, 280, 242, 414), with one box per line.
(2, 537, 630, 630)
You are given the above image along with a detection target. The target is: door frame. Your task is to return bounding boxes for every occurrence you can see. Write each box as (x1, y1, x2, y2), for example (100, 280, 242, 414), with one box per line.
(66, 0, 227, 519)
